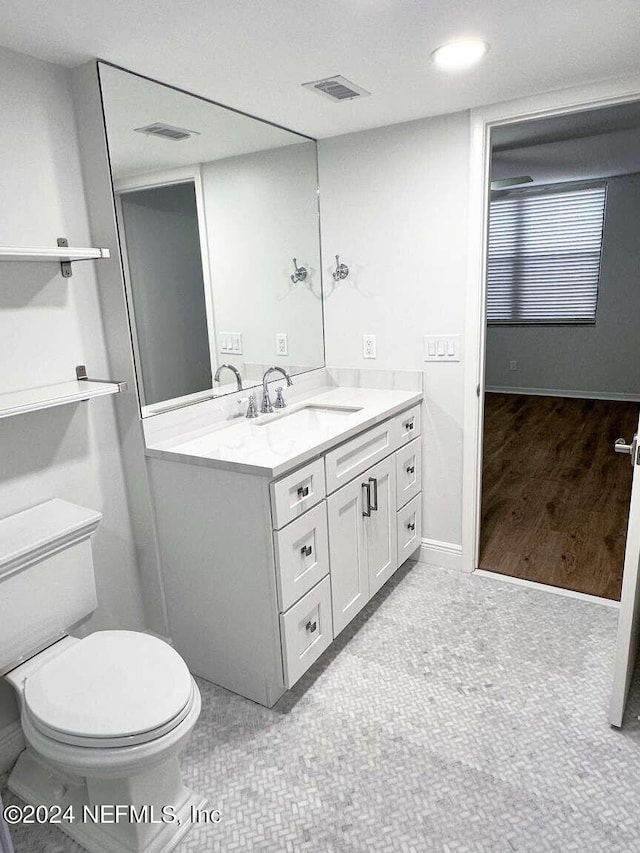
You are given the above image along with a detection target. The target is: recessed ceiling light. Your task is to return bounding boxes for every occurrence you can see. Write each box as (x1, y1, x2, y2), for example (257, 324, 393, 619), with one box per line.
(431, 39, 489, 72)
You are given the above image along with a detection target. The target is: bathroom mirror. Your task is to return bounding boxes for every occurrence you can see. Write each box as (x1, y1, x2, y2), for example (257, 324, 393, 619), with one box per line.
(98, 62, 324, 416)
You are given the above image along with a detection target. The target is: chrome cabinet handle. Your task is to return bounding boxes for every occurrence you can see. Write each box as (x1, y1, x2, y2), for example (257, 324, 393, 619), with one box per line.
(407, 521, 416, 531)
(300, 545, 313, 557)
(362, 481, 372, 517)
(306, 620, 317, 633)
(297, 485, 310, 498)
(406, 464, 415, 475)
(404, 419, 414, 431)
(369, 476, 378, 511)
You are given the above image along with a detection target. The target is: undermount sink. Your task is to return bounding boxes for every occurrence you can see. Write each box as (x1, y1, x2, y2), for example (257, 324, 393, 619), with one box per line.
(254, 404, 362, 429)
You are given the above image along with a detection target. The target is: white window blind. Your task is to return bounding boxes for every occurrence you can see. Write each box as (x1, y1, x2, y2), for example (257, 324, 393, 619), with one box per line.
(487, 184, 607, 324)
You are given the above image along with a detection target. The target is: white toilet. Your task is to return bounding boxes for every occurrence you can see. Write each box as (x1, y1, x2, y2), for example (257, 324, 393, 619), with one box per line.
(0, 499, 206, 853)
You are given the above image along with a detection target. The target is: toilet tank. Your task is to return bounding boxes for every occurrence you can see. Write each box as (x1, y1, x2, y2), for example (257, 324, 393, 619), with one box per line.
(0, 499, 102, 675)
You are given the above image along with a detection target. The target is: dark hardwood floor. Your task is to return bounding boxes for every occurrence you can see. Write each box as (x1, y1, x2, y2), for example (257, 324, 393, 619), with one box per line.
(480, 393, 639, 600)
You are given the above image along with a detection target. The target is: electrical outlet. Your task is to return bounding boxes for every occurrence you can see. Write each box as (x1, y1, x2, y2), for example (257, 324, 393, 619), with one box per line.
(510, 360, 518, 371)
(363, 334, 377, 359)
(275, 333, 288, 356)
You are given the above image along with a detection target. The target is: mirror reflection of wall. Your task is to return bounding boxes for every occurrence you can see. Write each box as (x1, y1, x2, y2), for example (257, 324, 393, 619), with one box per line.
(98, 62, 324, 416)
(204, 143, 321, 383)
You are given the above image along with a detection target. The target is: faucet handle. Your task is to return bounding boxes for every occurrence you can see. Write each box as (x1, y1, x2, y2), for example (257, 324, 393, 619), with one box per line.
(274, 387, 286, 409)
(245, 394, 259, 418)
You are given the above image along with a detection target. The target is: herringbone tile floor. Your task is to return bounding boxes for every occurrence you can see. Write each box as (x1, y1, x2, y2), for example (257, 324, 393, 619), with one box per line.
(5, 561, 640, 852)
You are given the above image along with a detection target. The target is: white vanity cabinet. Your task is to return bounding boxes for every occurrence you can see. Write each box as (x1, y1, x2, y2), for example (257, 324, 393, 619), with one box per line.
(147, 399, 422, 707)
(328, 455, 398, 635)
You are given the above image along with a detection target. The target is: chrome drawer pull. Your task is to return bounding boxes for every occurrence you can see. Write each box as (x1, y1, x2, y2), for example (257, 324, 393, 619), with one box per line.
(404, 419, 414, 431)
(369, 476, 378, 511)
(306, 620, 317, 633)
(407, 521, 416, 531)
(301, 545, 313, 557)
(362, 481, 372, 517)
(297, 485, 310, 498)
(406, 465, 415, 474)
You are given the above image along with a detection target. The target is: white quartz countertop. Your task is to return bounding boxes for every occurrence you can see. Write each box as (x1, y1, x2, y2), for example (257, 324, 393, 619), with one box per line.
(145, 386, 422, 478)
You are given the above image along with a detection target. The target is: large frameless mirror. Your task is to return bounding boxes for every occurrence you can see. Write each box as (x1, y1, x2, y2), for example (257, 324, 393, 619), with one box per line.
(98, 62, 324, 416)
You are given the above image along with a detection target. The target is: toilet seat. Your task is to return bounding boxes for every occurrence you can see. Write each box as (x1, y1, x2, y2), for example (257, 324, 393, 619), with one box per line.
(23, 631, 195, 749)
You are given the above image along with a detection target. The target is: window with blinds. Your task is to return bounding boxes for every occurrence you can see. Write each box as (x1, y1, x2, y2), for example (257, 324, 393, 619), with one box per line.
(487, 183, 607, 324)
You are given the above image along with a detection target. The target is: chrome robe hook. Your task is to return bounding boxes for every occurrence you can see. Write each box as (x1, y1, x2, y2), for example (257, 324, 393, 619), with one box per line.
(332, 254, 349, 281)
(291, 258, 308, 283)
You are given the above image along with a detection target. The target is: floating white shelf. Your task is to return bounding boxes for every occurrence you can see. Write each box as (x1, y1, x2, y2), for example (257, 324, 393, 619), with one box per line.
(0, 366, 127, 420)
(0, 246, 110, 263)
(0, 238, 111, 277)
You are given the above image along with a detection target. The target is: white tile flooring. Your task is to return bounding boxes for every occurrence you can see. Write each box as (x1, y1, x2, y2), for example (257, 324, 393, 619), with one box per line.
(5, 561, 640, 852)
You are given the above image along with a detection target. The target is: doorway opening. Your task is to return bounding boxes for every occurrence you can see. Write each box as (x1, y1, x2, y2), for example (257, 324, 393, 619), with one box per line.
(477, 102, 640, 601)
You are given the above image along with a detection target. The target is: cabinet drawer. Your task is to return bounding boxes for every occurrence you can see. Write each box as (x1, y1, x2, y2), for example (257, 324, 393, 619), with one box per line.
(270, 458, 326, 529)
(397, 493, 422, 566)
(324, 419, 396, 495)
(395, 438, 422, 510)
(274, 502, 329, 612)
(396, 405, 421, 448)
(280, 576, 333, 688)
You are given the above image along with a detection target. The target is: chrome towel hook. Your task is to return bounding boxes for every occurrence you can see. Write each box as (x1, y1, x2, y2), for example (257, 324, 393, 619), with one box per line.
(290, 258, 308, 283)
(332, 254, 349, 281)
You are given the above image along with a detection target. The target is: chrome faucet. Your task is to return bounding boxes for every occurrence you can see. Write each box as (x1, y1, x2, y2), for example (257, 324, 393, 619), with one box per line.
(214, 363, 243, 392)
(261, 366, 293, 413)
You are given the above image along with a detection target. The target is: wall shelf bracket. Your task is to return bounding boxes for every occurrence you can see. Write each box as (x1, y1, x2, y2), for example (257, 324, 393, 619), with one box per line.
(57, 237, 72, 278)
(75, 364, 128, 393)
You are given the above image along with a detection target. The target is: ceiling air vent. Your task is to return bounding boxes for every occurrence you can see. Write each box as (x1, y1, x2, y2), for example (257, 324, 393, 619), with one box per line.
(302, 76, 370, 102)
(134, 123, 199, 141)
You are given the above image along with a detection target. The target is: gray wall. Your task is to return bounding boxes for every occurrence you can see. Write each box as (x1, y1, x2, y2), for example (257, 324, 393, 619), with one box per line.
(120, 182, 212, 405)
(485, 173, 640, 398)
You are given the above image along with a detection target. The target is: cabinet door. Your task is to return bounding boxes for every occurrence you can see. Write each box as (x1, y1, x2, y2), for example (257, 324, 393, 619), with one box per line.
(327, 475, 369, 636)
(366, 455, 398, 597)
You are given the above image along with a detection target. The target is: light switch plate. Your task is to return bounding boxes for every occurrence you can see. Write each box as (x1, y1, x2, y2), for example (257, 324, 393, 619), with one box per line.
(220, 332, 243, 354)
(275, 333, 289, 356)
(423, 334, 460, 362)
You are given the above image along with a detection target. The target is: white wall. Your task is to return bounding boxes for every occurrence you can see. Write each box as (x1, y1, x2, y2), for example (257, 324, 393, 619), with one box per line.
(318, 111, 470, 550)
(202, 142, 324, 376)
(0, 48, 146, 740)
(485, 173, 640, 397)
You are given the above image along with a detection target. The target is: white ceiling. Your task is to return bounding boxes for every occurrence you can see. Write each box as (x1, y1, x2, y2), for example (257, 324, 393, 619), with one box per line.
(491, 101, 640, 185)
(1, 0, 640, 139)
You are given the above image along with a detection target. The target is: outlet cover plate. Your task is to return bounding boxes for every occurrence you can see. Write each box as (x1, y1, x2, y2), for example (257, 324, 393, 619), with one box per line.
(275, 333, 289, 356)
(363, 334, 377, 359)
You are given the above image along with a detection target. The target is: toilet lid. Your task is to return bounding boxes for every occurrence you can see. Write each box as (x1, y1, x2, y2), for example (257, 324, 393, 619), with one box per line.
(24, 631, 194, 743)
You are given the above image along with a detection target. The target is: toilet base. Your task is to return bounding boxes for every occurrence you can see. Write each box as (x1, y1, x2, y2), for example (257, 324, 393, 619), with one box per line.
(8, 749, 207, 853)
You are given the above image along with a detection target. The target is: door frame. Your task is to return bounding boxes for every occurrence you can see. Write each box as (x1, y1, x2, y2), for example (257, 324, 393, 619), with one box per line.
(461, 73, 640, 573)
(113, 165, 219, 416)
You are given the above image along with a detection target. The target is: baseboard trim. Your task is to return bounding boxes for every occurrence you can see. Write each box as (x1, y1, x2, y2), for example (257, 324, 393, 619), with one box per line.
(485, 385, 640, 403)
(419, 538, 464, 571)
(0, 720, 24, 780)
